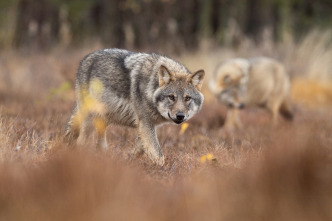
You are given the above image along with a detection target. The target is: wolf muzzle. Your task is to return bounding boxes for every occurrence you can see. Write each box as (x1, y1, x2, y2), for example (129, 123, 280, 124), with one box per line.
(168, 112, 186, 124)
(228, 103, 245, 109)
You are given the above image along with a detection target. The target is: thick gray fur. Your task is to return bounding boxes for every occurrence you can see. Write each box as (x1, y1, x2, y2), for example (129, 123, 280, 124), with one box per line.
(66, 48, 205, 166)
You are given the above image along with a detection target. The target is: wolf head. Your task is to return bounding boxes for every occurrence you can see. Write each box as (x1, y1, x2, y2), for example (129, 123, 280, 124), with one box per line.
(209, 59, 249, 109)
(154, 65, 205, 124)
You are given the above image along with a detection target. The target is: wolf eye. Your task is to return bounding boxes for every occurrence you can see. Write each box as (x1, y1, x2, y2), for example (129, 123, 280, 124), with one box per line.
(168, 95, 175, 101)
(184, 96, 192, 102)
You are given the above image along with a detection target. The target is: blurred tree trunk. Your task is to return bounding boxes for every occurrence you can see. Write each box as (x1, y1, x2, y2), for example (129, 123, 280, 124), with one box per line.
(245, 0, 275, 42)
(175, 0, 199, 50)
(3, 0, 331, 51)
(216, 0, 247, 47)
(14, 0, 60, 49)
(199, 0, 213, 37)
(101, 0, 125, 48)
(276, 0, 292, 42)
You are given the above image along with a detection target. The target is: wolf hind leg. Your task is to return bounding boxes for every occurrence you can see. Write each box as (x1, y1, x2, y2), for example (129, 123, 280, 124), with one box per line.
(76, 114, 93, 146)
(267, 99, 282, 125)
(65, 105, 81, 143)
(130, 137, 145, 160)
(279, 98, 294, 121)
(93, 116, 108, 150)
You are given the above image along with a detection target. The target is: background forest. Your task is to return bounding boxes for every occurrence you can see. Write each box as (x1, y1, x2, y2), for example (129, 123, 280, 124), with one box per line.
(0, 0, 331, 51)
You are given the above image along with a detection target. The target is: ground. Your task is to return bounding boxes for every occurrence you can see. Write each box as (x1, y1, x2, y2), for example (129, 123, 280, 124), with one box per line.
(0, 39, 332, 220)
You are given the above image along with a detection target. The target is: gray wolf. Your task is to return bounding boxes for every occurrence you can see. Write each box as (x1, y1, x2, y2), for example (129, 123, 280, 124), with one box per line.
(66, 48, 205, 166)
(209, 57, 293, 130)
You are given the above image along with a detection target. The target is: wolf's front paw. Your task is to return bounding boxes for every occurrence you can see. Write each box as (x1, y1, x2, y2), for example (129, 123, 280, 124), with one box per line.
(130, 147, 145, 160)
(221, 126, 235, 138)
(154, 155, 165, 167)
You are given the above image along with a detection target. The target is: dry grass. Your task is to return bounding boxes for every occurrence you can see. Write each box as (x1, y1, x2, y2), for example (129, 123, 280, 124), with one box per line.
(291, 79, 332, 108)
(0, 31, 332, 220)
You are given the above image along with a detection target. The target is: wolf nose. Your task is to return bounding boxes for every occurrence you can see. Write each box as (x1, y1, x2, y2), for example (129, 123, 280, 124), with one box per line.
(176, 113, 185, 121)
(239, 103, 245, 109)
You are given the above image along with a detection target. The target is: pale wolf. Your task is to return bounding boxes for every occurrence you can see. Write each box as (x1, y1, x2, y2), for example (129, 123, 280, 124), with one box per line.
(209, 57, 293, 130)
(66, 48, 205, 166)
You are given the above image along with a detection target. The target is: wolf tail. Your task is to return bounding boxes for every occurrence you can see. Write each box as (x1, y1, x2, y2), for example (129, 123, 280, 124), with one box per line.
(279, 98, 294, 121)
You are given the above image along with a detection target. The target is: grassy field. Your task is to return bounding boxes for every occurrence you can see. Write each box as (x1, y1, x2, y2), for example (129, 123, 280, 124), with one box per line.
(0, 32, 332, 220)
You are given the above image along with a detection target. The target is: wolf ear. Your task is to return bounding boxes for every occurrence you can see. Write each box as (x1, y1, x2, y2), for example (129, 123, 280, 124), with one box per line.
(158, 65, 173, 87)
(190, 70, 205, 91)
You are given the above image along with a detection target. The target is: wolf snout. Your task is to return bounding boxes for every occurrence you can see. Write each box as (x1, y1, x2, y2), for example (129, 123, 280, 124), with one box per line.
(169, 112, 186, 124)
(228, 103, 245, 109)
(238, 103, 245, 109)
(176, 113, 185, 121)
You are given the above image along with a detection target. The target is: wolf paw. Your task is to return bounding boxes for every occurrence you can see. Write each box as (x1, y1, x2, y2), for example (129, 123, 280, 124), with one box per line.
(154, 155, 165, 167)
(221, 126, 235, 138)
(130, 147, 145, 160)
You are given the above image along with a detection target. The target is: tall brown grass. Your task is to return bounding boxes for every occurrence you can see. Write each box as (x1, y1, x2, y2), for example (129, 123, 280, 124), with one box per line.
(1, 125, 332, 220)
(0, 30, 332, 220)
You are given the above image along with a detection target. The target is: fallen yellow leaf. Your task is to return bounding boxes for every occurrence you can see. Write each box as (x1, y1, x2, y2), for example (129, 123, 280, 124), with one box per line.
(180, 123, 189, 134)
(200, 153, 215, 163)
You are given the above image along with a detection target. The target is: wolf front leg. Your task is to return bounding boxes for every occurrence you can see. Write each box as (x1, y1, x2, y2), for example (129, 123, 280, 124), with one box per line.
(138, 121, 165, 166)
(221, 108, 242, 138)
(225, 108, 242, 129)
(131, 136, 145, 159)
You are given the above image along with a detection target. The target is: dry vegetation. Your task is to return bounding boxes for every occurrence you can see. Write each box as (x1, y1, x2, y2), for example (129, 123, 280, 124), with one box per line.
(0, 31, 332, 220)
